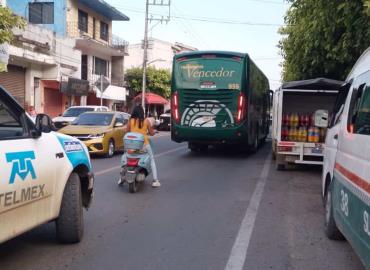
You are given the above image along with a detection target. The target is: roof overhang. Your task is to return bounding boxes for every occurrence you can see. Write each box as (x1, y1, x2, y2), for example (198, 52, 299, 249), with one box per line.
(78, 0, 129, 21)
(282, 78, 344, 90)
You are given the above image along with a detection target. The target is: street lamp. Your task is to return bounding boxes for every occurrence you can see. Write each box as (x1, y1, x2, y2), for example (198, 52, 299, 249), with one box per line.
(141, 58, 166, 112)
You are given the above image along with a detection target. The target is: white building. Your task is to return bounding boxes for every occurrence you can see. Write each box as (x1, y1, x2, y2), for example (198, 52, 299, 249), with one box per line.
(124, 38, 197, 70)
(0, 24, 81, 117)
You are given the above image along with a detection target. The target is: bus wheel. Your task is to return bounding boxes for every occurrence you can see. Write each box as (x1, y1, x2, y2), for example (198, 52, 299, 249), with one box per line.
(325, 185, 345, 240)
(250, 136, 258, 153)
(188, 143, 207, 152)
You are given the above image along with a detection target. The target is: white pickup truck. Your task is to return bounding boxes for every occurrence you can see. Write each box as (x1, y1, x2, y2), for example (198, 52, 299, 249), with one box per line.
(272, 78, 343, 170)
(0, 86, 94, 244)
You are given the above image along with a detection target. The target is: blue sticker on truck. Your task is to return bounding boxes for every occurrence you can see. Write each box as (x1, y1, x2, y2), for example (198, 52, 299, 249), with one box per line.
(55, 133, 91, 170)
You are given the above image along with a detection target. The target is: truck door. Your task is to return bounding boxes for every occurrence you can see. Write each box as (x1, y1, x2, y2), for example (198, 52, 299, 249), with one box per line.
(0, 88, 57, 242)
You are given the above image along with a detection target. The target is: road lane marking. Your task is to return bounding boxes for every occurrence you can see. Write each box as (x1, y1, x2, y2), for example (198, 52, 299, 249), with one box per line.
(94, 146, 187, 176)
(225, 154, 272, 270)
(154, 133, 171, 138)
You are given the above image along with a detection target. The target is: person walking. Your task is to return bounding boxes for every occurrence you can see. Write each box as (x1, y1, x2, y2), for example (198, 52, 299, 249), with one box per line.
(120, 105, 161, 187)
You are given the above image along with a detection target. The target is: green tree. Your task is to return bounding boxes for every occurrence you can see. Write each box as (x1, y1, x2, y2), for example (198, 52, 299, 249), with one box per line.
(279, 0, 370, 81)
(125, 67, 171, 98)
(0, 6, 26, 44)
(0, 6, 26, 71)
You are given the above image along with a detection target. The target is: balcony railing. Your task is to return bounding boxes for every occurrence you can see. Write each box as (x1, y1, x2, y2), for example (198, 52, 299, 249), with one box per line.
(112, 35, 129, 54)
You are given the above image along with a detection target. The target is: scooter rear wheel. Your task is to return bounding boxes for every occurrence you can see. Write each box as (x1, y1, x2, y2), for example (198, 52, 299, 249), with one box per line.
(128, 181, 137, 193)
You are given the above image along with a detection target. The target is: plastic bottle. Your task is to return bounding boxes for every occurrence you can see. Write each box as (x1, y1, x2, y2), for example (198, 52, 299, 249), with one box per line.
(310, 113, 315, 127)
(308, 127, 314, 142)
(290, 114, 294, 127)
(281, 126, 289, 141)
(283, 114, 289, 127)
(294, 113, 299, 127)
(299, 114, 304, 127)
(293, 127, 298, 141)
(305, 114, 310, 127)
(302, 127, 308, 142)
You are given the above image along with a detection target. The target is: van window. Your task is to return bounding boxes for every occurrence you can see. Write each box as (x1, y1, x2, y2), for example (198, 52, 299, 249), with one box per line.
(348, 80, 370, 135)
(0, 100, 25, 139)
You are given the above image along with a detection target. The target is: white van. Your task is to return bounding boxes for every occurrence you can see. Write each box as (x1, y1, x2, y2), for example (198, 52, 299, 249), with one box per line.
(0, 86, 94, 244)
(322, 47, 370, 268)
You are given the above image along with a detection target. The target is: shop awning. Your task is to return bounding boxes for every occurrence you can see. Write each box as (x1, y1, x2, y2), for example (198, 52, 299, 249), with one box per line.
(134, 93, 168, 105)
(95, 85, 127, 101)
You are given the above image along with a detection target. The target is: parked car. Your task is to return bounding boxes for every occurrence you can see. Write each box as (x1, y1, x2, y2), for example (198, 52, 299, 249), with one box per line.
(322, 47, 370, 269)
(58, 111, 130, 158)
(158, 109, 171, 131)
(0, 86, 94, 244)
(53, 106, 109, 130)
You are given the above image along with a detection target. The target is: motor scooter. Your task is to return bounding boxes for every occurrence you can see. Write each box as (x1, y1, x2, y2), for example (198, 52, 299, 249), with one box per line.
(120, 132, 152, 193)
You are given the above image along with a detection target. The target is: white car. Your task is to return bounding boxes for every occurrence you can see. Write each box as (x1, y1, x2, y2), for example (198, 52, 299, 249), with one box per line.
(53, 106, 109, 129)
(322, 47, 370, 269)
(0, 86, 94, 244)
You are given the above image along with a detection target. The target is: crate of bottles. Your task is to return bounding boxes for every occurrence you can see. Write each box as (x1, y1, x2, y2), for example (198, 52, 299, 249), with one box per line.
(281, 113, 327, 143)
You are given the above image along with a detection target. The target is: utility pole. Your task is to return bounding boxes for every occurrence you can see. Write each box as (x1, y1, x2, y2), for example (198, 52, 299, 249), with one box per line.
(141, 0, 149, 112)
(141, 0, 171, 115)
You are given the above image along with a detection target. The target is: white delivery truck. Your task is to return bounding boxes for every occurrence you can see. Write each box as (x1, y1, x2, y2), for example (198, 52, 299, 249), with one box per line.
(272, 78, 344, 170)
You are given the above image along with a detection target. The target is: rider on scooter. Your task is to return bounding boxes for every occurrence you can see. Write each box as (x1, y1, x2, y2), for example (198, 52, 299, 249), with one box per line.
(118, 105, 161, 187)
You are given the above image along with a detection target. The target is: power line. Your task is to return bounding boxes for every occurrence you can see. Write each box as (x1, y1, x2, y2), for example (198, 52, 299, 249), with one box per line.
(114, 5, 284, 27)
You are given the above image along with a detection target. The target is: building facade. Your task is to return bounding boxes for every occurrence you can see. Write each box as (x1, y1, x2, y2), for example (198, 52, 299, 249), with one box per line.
(124, 38, 197, 71)
(2, 0, 129, 116)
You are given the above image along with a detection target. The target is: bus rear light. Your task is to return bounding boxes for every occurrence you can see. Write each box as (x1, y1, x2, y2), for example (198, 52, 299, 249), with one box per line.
(236, 93, 247, 123)
(172, 92, 180, 123)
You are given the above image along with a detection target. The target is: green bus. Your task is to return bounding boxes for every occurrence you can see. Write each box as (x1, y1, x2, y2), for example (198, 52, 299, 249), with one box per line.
(171, 51, 271, 152)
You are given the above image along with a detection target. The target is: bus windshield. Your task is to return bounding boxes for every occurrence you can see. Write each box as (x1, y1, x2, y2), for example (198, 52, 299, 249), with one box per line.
(175, 57, 243, 90)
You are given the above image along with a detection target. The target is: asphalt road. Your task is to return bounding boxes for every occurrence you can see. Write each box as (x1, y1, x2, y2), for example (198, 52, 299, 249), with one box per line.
(0, 132, 365, 270)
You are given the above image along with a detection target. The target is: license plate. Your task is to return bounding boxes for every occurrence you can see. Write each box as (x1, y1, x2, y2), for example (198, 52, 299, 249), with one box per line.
(312, 148, 322, 154)
(203, 116, 214, 122)
(126, 172, 136, 183)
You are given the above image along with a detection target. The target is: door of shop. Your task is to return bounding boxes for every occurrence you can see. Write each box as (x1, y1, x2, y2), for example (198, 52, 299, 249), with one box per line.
(44, 88, 63, 117)
(0, 65, 26, 106)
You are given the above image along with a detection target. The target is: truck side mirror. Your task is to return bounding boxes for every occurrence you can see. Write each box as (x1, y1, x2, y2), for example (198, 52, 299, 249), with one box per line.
(35, 114, 56, 134)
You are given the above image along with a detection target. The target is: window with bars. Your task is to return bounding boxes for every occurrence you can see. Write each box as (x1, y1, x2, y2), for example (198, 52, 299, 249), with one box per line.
(100, 21, 109, 41)
(94, 57, 108, 76)
(78, 9, 88, 33)
(29, 2, 54, 24)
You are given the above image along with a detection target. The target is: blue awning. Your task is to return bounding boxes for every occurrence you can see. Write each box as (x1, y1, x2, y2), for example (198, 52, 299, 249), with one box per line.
(78, 0, 129, 21)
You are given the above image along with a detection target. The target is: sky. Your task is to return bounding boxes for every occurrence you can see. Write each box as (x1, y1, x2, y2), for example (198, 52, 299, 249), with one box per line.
(109, 0, 290, 89)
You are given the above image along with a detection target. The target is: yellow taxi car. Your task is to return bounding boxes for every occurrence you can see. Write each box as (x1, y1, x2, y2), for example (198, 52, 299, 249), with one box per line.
(58, 111, 130, 158)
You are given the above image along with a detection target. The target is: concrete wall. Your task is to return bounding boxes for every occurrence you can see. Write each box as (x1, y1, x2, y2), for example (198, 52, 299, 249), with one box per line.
(111, 56, 124, 86)
(124, 39, 182, 71)
(7, 0, 67, 37)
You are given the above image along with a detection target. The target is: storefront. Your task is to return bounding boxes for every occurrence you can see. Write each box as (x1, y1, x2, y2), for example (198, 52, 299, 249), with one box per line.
(0, 65, 26, 106)
(42, 80, 65, 117)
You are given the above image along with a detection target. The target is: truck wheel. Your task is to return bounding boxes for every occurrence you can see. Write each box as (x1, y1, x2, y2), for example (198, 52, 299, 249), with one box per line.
(250, 135, 259, 153)
(276, 162, 285, 171)
(56, 173, 83, 244)
(325, 185, 345, 240)
(106, 139, 115, 158)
